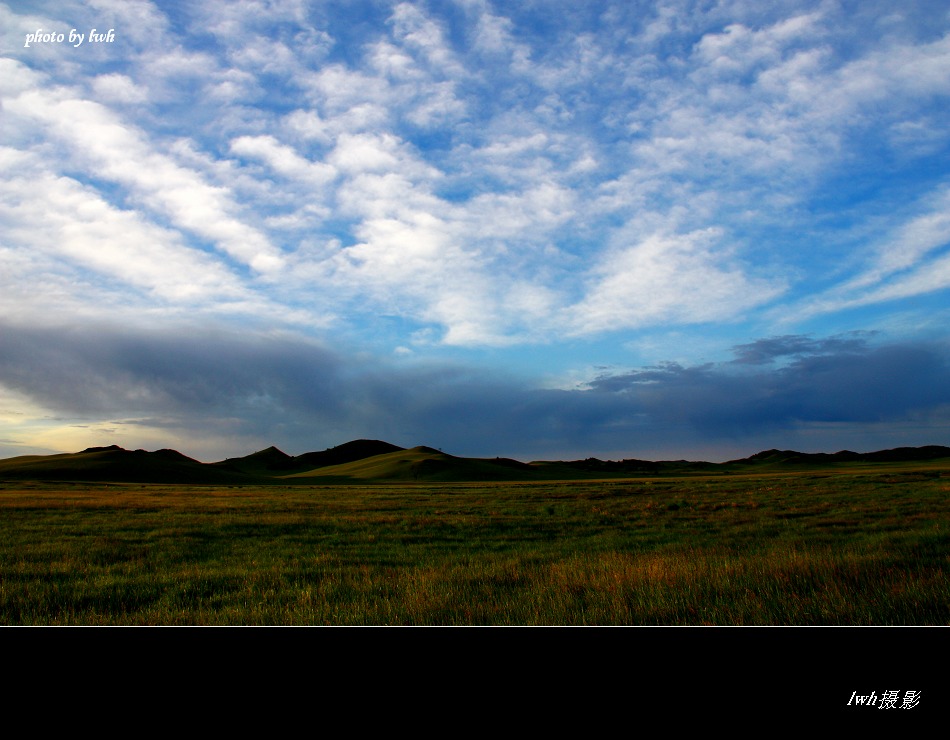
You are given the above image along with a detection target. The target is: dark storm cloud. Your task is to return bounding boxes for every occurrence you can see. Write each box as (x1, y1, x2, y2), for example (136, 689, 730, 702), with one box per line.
(586, 336, 950, 434)
(2, 322, 948, 459)
(0, 321, 344, 419)
(0, 319, 546, 451)
(729, 333, 876, 365)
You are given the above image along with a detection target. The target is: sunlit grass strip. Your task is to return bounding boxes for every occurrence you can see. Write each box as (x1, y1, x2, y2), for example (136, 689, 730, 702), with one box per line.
(339, 545, 948, 626)
(3, 543, 945, 625)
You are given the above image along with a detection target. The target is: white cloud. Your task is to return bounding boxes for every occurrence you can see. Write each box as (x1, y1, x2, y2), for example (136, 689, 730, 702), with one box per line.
(141, 48, 218, 79)
(368, 40, 424, 81)
(693, 12, 824, 75)
(307, 64, 393, 117)
(283, 109, 333, 144)
(84, 0, 171, 47)
(329, 132, 407, 175)
(0, 57, 42, 96)
(4, 0, 950, 354)
(0, 163, 246, 303)
(857, 253, 950, 304)
(4, 79, 285, 273)
(230, 134, 336, 184)
(0, 144, 310, 332)
(567, 229, 785, 334)
(862, 188, 950, 282)
(388, 1, 467, 78)
(786, 186, 950, 321)
(90, 72, 149, 104)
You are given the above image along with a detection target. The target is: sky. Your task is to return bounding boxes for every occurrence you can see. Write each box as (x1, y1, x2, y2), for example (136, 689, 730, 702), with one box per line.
(1, 0, 950, 463)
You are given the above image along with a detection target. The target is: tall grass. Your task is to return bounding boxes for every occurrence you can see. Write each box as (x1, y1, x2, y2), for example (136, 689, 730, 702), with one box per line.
(0, 471, 947, 624)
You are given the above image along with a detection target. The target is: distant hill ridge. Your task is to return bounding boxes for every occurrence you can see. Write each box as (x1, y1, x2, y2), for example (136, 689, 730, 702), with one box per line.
(212, 439, 403, 476)
(728, 446, 950, 465)
(0, 440, 948, 484)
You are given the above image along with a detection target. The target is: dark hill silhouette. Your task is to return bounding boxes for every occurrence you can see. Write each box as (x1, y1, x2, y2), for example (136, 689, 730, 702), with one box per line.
(292, 439, 404, 469)
(725, 446, 950, 468)
(535, 456, 720, 475)
(212, 439, 404, 476)
(212, 445, 294, 475)
(0, 441, 948, 484)
(282, 445, 543, 482)
(0, 446, 258, 484)
(864, 445, 950, 462)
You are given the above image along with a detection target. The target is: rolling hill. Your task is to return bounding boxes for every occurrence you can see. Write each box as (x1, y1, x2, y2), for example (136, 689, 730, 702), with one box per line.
(0, 445, 257, 484)
(0, 440, 948, 484)
(281, 445, 541, 482)
(211, 439, 403, 476)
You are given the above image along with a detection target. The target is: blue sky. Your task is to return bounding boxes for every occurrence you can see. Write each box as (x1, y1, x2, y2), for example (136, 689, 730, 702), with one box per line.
(2, 0, 949, 462)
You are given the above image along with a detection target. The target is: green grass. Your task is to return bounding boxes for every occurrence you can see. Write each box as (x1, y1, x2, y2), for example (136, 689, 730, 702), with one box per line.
(1, 469, 948, 625)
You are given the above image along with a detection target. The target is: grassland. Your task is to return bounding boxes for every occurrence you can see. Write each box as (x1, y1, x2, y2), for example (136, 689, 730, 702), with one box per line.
(1, 465, 948, 625)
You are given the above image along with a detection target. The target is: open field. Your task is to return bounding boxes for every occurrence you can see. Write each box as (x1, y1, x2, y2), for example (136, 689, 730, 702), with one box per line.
(1, 465, 948, 625)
